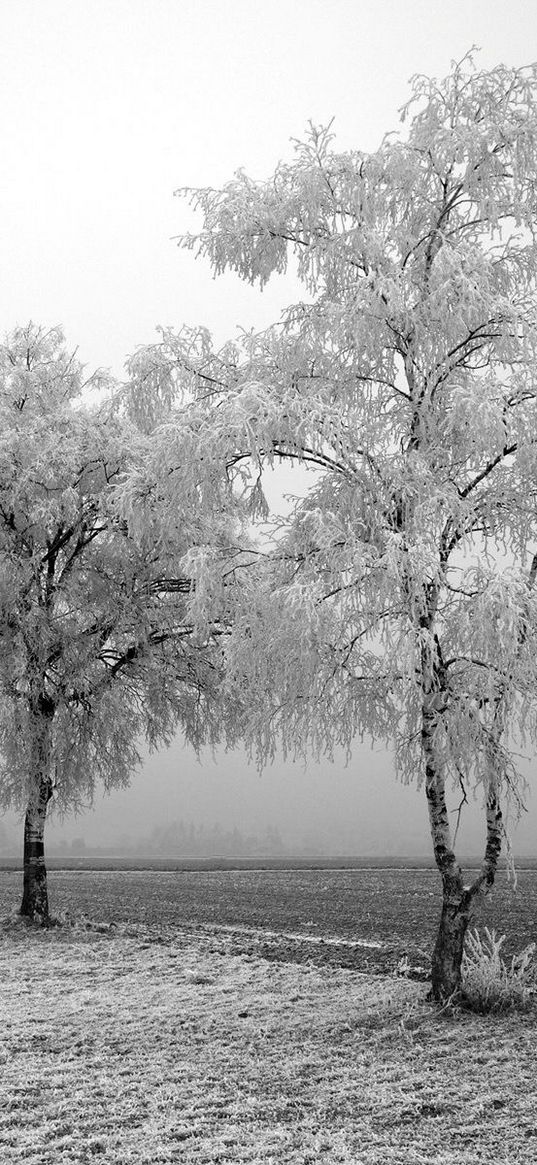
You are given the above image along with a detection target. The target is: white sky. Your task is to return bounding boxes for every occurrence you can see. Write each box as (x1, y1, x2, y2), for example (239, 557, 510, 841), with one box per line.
(2, 0, 537, 376)
(1, 0, 536, 854)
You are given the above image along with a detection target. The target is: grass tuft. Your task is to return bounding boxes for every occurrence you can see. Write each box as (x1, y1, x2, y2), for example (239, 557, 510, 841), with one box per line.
(462, 927, 536, 1014)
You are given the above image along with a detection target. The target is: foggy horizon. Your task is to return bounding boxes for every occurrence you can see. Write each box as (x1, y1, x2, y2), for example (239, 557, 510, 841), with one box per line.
(3, 737, 535, 859)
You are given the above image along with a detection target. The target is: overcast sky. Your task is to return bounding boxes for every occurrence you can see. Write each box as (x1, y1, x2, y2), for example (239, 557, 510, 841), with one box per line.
(1, 0, 536, 856)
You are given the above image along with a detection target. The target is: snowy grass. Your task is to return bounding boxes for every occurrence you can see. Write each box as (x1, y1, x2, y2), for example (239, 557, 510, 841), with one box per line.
(1, 919, 536, 1164)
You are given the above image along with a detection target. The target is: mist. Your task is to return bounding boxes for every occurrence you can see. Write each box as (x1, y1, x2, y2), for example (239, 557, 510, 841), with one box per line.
(2, 737, 535, 860)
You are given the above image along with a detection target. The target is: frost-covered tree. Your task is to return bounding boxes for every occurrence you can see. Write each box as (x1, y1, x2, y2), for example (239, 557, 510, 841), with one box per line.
(128, 53, 537, 1000)
(0, 325, 234, 922)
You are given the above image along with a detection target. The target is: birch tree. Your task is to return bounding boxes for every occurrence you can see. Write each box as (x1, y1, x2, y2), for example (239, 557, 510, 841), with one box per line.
(128, 53, 537, 1000)
(0, 324, 233, 922)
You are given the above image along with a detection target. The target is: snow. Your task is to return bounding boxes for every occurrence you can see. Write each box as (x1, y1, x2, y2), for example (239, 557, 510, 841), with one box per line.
(1, 918, 536, 1163)
(207, 922, 386, 949)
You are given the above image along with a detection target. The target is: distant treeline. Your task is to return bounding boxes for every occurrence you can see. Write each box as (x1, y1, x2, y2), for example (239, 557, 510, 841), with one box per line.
(40, 820, 287, 858)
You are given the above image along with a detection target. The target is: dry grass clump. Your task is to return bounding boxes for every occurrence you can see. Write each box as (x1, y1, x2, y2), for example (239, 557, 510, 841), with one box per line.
(462, 927, 536, 1014)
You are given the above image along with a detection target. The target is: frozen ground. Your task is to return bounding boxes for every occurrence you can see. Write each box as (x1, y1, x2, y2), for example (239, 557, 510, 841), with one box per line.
(2, 866, 535, 975)
(1, 917, 536, 1164)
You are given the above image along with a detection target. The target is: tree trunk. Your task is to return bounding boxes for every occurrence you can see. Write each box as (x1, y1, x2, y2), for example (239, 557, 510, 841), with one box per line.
(19, 694, 55, 923)
(426, 775, 504, 1003)
(426, 771, 473, 1002)
(420, 647, 472, 1001)
(421, 663, 473, 1002)
(20, 774, 53, 922)
(430, 871, 472, 1002)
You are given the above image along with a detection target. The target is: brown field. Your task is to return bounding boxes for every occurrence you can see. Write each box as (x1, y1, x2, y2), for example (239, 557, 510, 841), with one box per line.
(1, 864, 536, 975)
